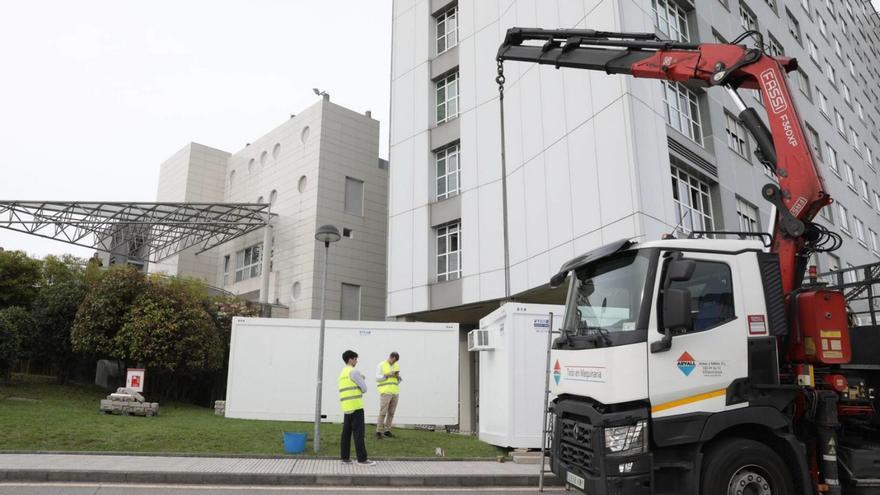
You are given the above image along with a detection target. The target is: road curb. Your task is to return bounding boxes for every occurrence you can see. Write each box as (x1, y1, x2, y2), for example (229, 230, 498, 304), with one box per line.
(0, 469, 562, 488)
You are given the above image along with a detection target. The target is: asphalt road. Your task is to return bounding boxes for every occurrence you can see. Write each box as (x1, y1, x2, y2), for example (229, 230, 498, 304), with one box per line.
(0, 484, 568, 495)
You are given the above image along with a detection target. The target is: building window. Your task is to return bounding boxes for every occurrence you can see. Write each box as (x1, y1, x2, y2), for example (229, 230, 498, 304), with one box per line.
(344, 176, 364, 215)
(663, 82, 703, 145)
(736, 197, 761, 232)
(436, 222, 461, 282)
(858, 101, 865, 121)
(820, 202, 834, 223)
(842, 82, 852, 105)
(817, 89, 828, 116)
(223, 255, 230, 285)
(871, 229, 880, 254)
(866, 147, 873, 166)
(787, 9, 801, 43)
(436, 5, 458, 54)
(835, 109, 846, 134)
(340, 283, 361, 320)
(850, 128, 861, 153)
(838, 203, 850, 233)
(436, 71, 459, 124)
(435, 144, 460, 201)
(848, 56, 856, 77)
(740, 1, 758, 31)
(860, 177, 871, 203)
(725, 113, 749, 158)
(235, 244, 262, 282)
(818, 15, 828, 38)
(805, 124, 822, 160)
(652, 0, 690, 42)
(671, 164, 714, 234)
(825, 59, 836, 86)
(833, 37, 842, 58)
(668, 261, 735, 333)
(844, 162, 855, 189)
(855, 217, 867, 245)
(827, 254, 841, 277)
(874, 191, 880, 212)
(806, 36, 819, 63)
(826, 143, 839, 175)
(796, 69, 812, 100)
(768, 33, 784, 56)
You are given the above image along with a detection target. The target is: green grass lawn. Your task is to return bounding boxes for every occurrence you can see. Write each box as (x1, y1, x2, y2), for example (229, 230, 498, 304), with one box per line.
(0, 374, 503, 459)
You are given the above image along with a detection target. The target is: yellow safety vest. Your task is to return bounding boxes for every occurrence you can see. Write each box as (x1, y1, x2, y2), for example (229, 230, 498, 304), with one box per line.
(377, 360, 400, 395)
(338, 366, 364, 413)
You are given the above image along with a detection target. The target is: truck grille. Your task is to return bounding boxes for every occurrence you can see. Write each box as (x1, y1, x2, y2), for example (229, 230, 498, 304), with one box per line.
(558, 417, 599, 476)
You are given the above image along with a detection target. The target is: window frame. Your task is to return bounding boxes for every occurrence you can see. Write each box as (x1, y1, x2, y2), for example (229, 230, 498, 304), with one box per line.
(436, 221, 462, 282)
(435, 71, 459, 125)
(652, 0, 691, 42)
(234, 243, 263, 283)
(725, 112, 750, 159)
(435, 143, 461, 201)
(435, 5, 459, 55)
(671, 164, 715, 235)
(736, 197, 761, 233)
(664, 258, 737, 334)
(663, 81, 703, 145)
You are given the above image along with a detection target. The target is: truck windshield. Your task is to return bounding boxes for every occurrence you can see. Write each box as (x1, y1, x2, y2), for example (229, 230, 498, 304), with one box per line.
(559, 250, 653, 349)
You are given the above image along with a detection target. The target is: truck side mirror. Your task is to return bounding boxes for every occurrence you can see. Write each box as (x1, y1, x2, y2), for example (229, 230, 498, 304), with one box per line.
(651, 288, 693, 353)
(666, 259, 696, 282)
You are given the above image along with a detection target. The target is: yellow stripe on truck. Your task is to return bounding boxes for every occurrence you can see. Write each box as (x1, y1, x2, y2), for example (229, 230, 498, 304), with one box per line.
(651, 388, 728, 414)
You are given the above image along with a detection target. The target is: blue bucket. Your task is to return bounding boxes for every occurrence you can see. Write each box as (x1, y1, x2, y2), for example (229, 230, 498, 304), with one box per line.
(283, 432, 307, 454)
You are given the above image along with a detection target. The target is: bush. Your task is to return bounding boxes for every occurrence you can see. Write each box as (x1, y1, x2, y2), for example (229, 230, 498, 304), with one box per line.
(71, 266, 146, 358)
(0, 250, 42, 310)
(115, 281, 224, 375)
(0, 306, 37, 383)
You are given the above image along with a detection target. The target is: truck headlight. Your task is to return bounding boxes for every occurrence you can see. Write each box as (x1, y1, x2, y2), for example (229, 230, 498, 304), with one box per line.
(604, 420, 647, 456)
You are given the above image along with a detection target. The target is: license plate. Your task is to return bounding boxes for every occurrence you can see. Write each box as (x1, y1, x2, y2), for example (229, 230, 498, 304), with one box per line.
(566, 471, 585, 490)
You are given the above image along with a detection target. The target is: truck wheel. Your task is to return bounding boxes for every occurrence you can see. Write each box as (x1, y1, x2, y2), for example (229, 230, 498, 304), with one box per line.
(701, 438, 794, 495)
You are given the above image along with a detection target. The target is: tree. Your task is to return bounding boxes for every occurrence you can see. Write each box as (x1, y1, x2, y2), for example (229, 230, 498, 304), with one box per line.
(114, 280, 224, 377)
(71, 266, 146, 358)
(0, 250, 42, 310)
(0, 306, 36, 384)
(31, 256, 89, 384)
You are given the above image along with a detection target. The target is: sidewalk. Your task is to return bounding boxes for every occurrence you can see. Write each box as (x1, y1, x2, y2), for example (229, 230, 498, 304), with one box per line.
(0, 453, 560, 487)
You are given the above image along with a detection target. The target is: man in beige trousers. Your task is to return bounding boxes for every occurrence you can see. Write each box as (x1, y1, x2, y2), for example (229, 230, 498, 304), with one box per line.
(375, 351, 401, 439)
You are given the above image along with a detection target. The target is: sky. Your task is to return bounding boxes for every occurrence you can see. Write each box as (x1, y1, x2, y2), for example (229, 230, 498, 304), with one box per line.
(0, 1, 392, 259)
(1, 0, 879, 259)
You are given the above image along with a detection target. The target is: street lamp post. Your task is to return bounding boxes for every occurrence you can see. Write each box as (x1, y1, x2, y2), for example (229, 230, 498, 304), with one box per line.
(313, 224, 341, 453)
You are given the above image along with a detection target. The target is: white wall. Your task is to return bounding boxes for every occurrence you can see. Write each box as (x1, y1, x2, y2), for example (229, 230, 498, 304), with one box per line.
(388, 0, 673, 317)
(226, 317, 460, 425)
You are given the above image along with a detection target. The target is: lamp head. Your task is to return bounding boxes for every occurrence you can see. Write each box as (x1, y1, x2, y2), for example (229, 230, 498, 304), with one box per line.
(315, 224, 341, 244)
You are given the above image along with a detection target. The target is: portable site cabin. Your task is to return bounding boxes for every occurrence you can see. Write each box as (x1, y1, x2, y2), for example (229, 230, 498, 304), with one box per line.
(225, 318, 460, 425)
(470, 303, 564, 449)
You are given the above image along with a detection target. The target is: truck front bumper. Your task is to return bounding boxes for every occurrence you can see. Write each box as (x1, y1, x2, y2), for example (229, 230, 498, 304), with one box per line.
(551, 397, 652, 495)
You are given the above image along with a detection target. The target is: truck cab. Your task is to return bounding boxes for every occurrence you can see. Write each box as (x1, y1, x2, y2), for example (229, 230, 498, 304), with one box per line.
(549, 237, 805, 494)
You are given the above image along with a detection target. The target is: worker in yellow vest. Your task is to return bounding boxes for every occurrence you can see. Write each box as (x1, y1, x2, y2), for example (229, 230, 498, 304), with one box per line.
(374, 351, 401, 439)
(338, 350, 375, 465)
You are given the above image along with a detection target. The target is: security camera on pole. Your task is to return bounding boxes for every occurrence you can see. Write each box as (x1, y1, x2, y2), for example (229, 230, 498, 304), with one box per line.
(313, 224, 341, 453)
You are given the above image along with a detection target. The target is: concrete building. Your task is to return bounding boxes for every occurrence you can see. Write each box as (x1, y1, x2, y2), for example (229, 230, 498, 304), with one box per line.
(152, 97, 388, 320)
(388, 0, 880, 322)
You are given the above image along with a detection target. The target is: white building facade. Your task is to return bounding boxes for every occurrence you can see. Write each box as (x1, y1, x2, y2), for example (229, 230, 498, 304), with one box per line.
(388, 0, 880, 324)
(153, 98, 388, 320)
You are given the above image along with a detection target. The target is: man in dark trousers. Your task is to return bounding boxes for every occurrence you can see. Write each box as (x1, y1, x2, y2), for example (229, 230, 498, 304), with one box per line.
(338, 350, 376, 465)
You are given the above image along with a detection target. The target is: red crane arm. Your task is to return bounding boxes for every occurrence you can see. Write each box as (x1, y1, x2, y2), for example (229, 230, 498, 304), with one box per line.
(497, 28, 833, 294)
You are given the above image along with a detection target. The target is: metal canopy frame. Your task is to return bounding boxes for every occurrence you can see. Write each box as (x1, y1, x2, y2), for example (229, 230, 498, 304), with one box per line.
(0, 201, 274, 262)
